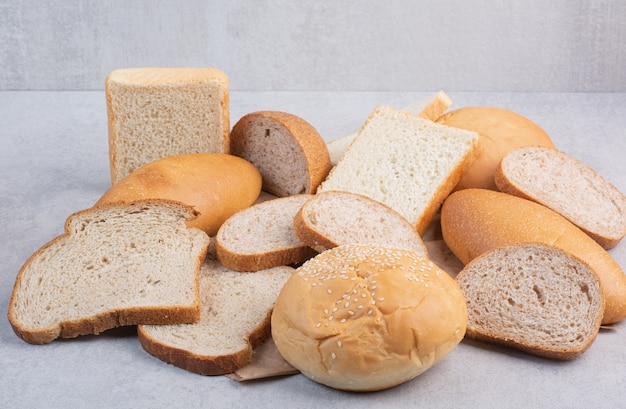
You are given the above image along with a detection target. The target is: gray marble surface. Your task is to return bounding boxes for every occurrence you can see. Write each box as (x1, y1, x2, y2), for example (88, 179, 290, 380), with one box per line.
(1, 91, 625, 408)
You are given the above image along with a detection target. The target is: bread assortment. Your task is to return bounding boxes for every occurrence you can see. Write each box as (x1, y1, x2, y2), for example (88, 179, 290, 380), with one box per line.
(9, 67, 626, 392)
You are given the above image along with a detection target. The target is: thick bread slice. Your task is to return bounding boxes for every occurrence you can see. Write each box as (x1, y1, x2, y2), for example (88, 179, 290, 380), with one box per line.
(106, 67, 230, 184)
(318, 105, 480, 234)
(138, 259, 294, 375)
(456, 243, 604, 360)
(293, 190, 428, 256)
(230, 111, 331, 197)
(8, 200, 210, 345)
(215, 195, 317, 272)
(494, 146, 626, 249)
(327, 91, 453, 166)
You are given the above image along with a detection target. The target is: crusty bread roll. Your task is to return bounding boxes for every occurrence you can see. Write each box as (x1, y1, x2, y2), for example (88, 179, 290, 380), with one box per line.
(436, 106, 555, 191)
(230, 111, 331, 197)
(106, 67, 230, 184)
(96, 153, 262, 236)
(441, 189, 626, 324)
(456, 243, 604, 360)
(271, 245, 467, 391)
(494, 146, 626, 249)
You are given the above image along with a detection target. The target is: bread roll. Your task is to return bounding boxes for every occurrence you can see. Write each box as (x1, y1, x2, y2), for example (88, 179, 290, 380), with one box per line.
(435, 106, 555, 191)
(271, 245, 467, 391)
(441, 188, 626, 324)
(96, 153, 262, 236)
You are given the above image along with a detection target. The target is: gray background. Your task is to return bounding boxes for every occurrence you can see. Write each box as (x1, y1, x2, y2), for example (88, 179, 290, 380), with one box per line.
(1, 0, 625, 92)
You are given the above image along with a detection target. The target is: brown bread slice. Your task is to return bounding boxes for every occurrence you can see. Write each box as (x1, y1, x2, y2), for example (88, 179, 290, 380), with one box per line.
(138, 259, 294, 375)
(8, 200, 210, 344)
(495, 146, 626, 249)
(455, 243, 604, 360)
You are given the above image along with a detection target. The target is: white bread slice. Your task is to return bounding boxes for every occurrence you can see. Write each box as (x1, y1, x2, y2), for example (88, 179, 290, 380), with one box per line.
(293, 190, 429, 256)
(215, 195, 317, 272)
(455, 243, 604, 360)
(327, 91, 453, 166)
(137, 259, 294, 375)
(230, 111, 331, 197)
(318, 105, 480, 234)
(8, 200, 210, 345)
(494, 146, 626, 249)
(106, 67, 230, 184)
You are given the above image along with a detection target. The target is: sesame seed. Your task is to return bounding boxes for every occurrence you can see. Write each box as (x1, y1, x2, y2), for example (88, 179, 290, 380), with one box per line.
(328, 316, 334, 321)
(367, 309, 373, 315)
(340, 318, 346, 323)
(324, 309, 329, 314)
(315, 322, 321, 328)
(348, 310, 355, 316)
(378, 297, 385, 301)
(327, 289, 332, 294)
(353, 298, 359, 303)
(331, 352, 336, 359)
(332, 307, 337, 312)
(344, 302, 350, 308)
(337, 341, 342, 347)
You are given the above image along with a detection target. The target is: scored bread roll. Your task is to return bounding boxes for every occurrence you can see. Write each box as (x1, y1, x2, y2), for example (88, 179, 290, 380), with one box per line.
(271, 245, 467, 392)
(96, 153, 262, 236)
(106, 67, 230, 184)
(441, 188, 626, 324)
(436, 106, 555, 191)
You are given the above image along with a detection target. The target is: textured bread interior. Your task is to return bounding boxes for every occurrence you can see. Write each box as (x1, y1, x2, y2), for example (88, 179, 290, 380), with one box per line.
(107, 68, 229, 183)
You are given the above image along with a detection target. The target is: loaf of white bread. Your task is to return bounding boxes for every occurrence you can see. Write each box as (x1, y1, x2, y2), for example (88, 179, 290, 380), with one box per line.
(8, 200, 210, 344)
(105, 67, 230, 184)
(318, 105, 480, 234)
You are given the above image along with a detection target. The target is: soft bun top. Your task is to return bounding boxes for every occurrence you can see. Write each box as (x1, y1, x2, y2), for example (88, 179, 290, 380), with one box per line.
(436, 106, 555, 191)
(271, 245, 467, 392)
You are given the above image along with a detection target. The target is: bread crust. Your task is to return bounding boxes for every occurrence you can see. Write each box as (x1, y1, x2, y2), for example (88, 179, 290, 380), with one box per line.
(441, 189, 626, 324)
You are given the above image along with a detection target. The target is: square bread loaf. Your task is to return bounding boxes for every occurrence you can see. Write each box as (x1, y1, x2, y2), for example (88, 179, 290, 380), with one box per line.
(105, 67, 230, 184)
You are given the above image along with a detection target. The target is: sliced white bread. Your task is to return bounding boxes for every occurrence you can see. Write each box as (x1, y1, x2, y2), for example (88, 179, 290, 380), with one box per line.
(138, 259, 294, 375)
(106, 67, 230, 184)
(215, 195, 317, 272)
(8, 200, 210, 345)
(230, 111, 331, 197)
(494, 146, 626, 249)
(318, 105, 480, 234)
(293, 190, 428, 256)
(327, 91, 453, 166)
(455, 243, 604, 360)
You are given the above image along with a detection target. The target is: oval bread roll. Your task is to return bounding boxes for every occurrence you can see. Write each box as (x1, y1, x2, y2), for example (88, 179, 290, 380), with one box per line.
(271, 245, 467, 392)
(436, 106, 555, 191)
(96, 153, 262, 236)
(441, 188, 626, 324)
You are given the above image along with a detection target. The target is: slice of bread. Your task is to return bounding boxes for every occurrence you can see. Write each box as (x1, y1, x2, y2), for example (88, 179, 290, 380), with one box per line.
(455, 243, 604, 360)
(106, 67, 230, 184)
(326, 91, 452, 166)
(8, 200, 210, 345)
(495, 146, 626, 249)
(215, 195, 317, 272)
(230, 111, 331, 197)
(293, 190, 428, 256)
(138, 259, 294, 375)
(318, 105, 480, 234)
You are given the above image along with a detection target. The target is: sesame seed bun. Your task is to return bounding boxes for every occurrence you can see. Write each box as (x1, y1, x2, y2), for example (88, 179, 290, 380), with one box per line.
(271, 245, 468, 391)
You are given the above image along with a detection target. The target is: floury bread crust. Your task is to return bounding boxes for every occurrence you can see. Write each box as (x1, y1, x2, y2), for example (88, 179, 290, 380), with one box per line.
(106, 67, 230, 184)
(138, 259, 294, 375)
(271, 245, 467, 392)
(494, 146, 626, 249)
(441, 189, 626, 324)
(318, 105, 480, 234)
(230, 111, 331, 197)
(8, 200, 210, 345)
(456, 243, 604, 360)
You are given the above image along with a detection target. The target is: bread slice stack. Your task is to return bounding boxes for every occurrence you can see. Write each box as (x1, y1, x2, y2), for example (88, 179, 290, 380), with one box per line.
(106, 67, 230, 184)
(318, 105, 480, 234)
(8, 200, 210, 345)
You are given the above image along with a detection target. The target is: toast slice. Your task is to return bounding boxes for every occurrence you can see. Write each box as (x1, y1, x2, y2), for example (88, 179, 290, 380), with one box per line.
(137, 259, 294, 375)
(215, 195, 317, 271)
(455, 243, 604, 360)
(318, 105, 480, 234)
(494, 146, 626, 249)
(293, 190, 428, 256)
(8, 200, 210, 344)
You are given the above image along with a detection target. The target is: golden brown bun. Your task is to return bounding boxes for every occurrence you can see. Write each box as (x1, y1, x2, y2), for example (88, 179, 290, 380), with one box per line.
(441, 189, 626, 324)
(96, 153, 262, 236)
(436, 106, 555, 191)
(271, 245, 467, 391)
